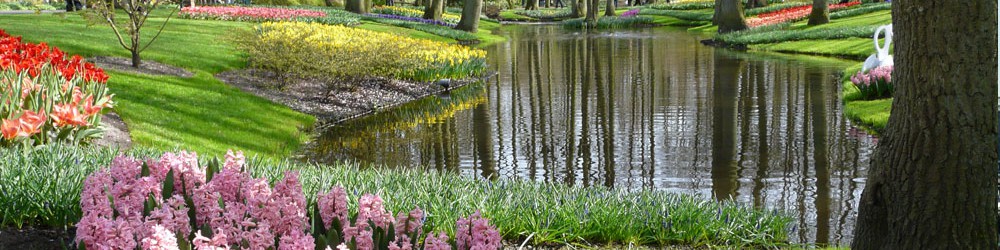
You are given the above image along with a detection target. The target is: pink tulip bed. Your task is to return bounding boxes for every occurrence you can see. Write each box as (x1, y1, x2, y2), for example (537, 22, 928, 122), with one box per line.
(180, 6, 327, 22)
(746, 1, 862, 27)
(75, 150, 502, 250)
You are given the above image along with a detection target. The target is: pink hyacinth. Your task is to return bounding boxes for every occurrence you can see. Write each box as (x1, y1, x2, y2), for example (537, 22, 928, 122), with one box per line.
(223, 149, 245, 170)
(142, 225, 180, 250)
(146, 195, 191, 237)
(152, 151, 205, 193)
(354, 226, 375, 250)
(456, 211, 502, 250)
(278, 230, 316, 250)
(395, 207, 424, 236)
(318, 186, 349, 231)
(193, 229, 229, 250)
(357, 194, 394, 229)
(423, 232, 452, 250)
(390, 234, 414, 250)
(272, 171, 309, 235)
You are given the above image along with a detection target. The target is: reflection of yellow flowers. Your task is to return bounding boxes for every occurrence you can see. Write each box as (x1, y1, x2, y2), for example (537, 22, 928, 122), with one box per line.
(248, 22, 486, 81)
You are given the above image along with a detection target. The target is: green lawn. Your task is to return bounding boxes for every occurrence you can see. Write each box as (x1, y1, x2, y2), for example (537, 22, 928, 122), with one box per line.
(0, 11, 317, 158)
(841, 64, 891, 133)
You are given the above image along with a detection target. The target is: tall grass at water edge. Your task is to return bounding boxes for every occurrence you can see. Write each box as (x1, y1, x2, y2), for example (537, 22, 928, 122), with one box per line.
(0, 145, 794, 247)
(716, 25, 880, 45)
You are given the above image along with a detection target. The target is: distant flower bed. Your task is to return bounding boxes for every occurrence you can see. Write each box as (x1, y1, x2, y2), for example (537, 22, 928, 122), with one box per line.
(514, 9, 572, 19)
(76, 150, 503, 249)
(0, 29, 112, 147)
(180, 6, 327, 22)
(850, 65, 893, 99)
(746, 1, 861, 27)
(238, 22, 486, 85)
(621, 8, 640, 18)
(366, 13, 455, 27)
(371, 5, 461, 23)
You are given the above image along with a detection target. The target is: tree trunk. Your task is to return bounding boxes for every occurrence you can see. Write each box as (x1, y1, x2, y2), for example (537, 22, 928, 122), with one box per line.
(346, 0, 366, 13)
(807, 0, 828, 25)
(585, 0, 597, 27)
(851, 1, 998, 249)
(455, 0, 482, 32)
(130, 49, 141, 68)
(415, 0, 423, 6)
(714, 0, 747, 33)
(603, 0, 614, 16)
(524, 0, 538, 10)
(571, 0, 585, 17)
(323, 0, 336, 7)
(423, 0, 444, 20)
(746, 0, 765, 8)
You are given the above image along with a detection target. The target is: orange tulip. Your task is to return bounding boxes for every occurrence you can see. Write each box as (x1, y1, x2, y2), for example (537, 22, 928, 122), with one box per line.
(51, 103, 88, 127)
(1, 118, 19, 140)
(19, 110, 46, 135)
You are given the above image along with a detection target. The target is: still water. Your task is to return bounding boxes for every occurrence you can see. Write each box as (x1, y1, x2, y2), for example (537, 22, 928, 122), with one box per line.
(304, 25, 877, 245)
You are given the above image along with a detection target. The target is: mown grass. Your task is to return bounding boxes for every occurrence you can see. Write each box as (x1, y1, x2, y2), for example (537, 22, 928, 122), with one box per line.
(0, 10, 317, 158)
(830, 3, 891, 19)
(750, 38, 877, 59)
(562, 16, 656, 29)
(1, 146, 795, 247)
(640, 8, 713, 22)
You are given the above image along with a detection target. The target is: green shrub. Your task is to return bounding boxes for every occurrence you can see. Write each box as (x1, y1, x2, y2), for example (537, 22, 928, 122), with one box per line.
(830, 2, 891, 19)
(0, 145, 794, 247)
(254, 0, 302, 6)
(648, 2, 714, 10)
(514, 8, 572, 19)
(361, 15, 479, 41)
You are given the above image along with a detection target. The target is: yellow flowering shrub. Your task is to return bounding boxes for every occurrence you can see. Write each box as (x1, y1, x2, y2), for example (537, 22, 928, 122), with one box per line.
(238, 22, 486, 85)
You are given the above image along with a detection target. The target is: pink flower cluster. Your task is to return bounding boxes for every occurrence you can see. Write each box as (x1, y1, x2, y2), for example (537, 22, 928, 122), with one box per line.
(180, 6, 327, 22)
(746, 1, 861, 27)
(76, 149, 505, 250)
(850, 65, 893, 99)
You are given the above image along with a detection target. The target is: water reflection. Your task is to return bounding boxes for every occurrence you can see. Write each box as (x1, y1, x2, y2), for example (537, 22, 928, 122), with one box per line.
(304, 25, 878, 245)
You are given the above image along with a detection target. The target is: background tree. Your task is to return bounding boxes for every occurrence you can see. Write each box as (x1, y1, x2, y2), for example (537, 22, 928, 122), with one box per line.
(604, 0, 614, 16)
(585, 0, 598, 27)
(524, 0, 538, 10)
(455, 0, 483, 32)
(807, 0, 828, 25)
(346, 0, 367, 13)
(423, 0, 444, 20)
(85, 0, 173, 67)
(571, 0, 587, 18)
(713, 0, 747, 33)
(745, 0, 766, 9)
(851, 0, 998, 249)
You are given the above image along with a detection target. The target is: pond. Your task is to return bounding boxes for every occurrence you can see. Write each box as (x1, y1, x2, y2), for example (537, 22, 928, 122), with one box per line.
(303, 24, 877, 245)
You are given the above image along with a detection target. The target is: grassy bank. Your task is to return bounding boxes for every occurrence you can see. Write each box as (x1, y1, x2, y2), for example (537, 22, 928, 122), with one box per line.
(0, 145, 794, 247)
(841, 64, 891, 132)
(0, 11, 317, 158)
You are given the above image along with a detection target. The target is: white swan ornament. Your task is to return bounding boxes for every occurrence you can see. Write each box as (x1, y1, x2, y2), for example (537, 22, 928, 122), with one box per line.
(862, 24, 894, 72)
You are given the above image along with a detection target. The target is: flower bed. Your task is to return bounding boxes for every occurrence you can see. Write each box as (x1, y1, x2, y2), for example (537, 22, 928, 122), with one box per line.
(180, 6, 327, 22)
(850, 65, 893, 100)
(621, 8, 640, 18)
(75, 150, 503, 249)
(365, 13, 455, 27)
(238, 22, 486, 84)
(0, 29, 112, 147)
(371, 6, 461, 23)
(746, 1, 861, 27)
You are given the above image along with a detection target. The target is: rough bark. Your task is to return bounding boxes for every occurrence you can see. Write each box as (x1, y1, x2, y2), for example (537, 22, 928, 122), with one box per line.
(745, 0, 765, 9)
(714, 0, 747, 33)
(455, 0, 482, 32)
(423, 0, 444, 20)
(851, 0, 998, 249)
(604, 0, 614, 16)
(807, 0, 829, 25)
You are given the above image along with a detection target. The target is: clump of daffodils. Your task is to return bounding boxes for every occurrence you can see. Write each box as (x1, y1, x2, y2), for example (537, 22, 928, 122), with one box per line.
(76, 150, 503, 250)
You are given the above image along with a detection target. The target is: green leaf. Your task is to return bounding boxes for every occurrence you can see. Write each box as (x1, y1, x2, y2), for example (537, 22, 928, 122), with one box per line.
(162, 168, 175, 198)
(206, 157, 219, 182)
(141, 162, 151, 177)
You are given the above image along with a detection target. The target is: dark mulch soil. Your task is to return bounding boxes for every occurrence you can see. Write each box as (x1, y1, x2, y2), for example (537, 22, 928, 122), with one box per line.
(216, 69, 491, 125)
(89, 56, 194, 78)
(0, 227, 74, 250)
(92, 111, 132, 149)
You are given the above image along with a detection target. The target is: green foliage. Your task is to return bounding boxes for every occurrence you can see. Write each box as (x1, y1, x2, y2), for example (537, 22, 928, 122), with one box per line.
(743, 2, 808, 16)
(1, 145, 795, 247)
(648, 2, 714, 10)
(715, 25, 879, 45)
(562, 16, 656, 29)
(280, 5, 364, 25)
(361, 15, 479, 41)
(639, 8, 713, 21)
(253, 0, 303, 6)
(830, 2, 891, 19)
